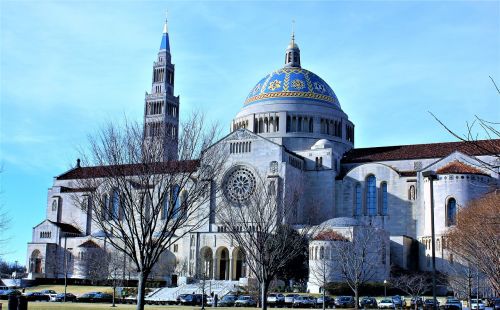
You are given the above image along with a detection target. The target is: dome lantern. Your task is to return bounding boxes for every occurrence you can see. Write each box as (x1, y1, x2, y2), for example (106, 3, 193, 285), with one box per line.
(285, 30, 300, 68)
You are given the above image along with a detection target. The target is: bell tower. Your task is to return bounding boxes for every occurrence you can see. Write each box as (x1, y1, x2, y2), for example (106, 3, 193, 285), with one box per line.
(144, 17, 179, 161)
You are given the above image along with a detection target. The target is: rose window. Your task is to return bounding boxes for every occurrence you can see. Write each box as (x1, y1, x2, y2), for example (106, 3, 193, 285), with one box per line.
(224, 167, 256, 203)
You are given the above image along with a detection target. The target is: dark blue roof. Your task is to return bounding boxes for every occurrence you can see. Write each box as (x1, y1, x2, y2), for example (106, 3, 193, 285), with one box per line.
(160, 32, 170, 51)
(245, 67, 340, 107)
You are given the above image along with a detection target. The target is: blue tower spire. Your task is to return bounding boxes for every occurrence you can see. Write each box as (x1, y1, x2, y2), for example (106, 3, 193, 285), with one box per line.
(160, 17, 170, 51)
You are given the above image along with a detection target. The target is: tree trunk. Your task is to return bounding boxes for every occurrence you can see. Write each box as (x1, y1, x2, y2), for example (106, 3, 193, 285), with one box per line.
(136, 271, 149, 310)
(261, 281, 269, 310)
(322, 286, 326, 310)
(354, 285, 359, 310)
(112, 284, 116, 307)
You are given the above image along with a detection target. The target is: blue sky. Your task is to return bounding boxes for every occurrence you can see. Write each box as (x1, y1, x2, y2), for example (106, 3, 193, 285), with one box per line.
(0, 1, 499, 263)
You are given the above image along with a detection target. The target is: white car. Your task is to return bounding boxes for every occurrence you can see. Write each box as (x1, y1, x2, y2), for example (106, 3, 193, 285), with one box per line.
(471, 299, 485, 310)
(379, 299, 395, 309)
(40, 289, 58, 301)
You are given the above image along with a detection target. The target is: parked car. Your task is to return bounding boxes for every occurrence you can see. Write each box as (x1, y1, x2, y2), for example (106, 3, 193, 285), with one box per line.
(218, 294, 239, 307)
(40, 289, 58, 300)
(424, 299, 440, 310)
(492, 298, 500, 310)
(316, 296, 334, 308)
(293, 295, 316, 308)
(471, 299, 485, 310)
(443, 298, 462, 310)
(285, 294, 300, 307)
(235, 295, 257, 307)
(268, 293, 286, 307)
(76, 292, 112, 303)
(392, 296, 403, 308)
(335, 296, 355, 308)
(360, 297, 378, 308)
(378, 299, 395, 309)
(176, 293, 189, 304)
(411, 297, 424, 308)
(52, 293, 77, 302)
(0, 289, 22, 300)
(179, 294, 208, 306)
(24, 292, 51, 302)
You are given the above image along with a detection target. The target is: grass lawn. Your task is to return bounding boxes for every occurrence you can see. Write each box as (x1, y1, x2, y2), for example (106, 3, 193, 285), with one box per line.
(23, 284, 115, 295)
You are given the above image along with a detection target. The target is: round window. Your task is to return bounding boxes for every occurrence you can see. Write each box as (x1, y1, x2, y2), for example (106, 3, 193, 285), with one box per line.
(223, 166, 257, 203)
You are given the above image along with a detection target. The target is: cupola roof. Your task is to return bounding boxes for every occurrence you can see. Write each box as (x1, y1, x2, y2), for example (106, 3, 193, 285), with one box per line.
(243, 33, 340, 108)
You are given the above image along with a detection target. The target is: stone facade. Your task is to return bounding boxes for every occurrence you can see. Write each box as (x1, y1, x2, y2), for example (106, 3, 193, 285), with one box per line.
(25, 18, 499, 287)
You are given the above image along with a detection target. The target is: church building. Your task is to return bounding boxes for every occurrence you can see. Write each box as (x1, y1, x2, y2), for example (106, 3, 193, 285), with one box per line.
(25, 18, 499, 292)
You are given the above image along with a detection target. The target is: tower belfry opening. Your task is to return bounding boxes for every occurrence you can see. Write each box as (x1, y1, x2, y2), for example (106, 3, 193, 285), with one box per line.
(144, 17, 180, 161)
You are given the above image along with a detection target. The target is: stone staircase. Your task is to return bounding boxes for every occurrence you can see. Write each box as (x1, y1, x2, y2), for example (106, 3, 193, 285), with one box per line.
(146, 280, 240, 304)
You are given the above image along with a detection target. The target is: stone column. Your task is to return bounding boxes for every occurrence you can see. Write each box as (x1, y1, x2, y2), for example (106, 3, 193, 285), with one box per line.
(229, 255, 234, 280)
(212, 257, 217, 280)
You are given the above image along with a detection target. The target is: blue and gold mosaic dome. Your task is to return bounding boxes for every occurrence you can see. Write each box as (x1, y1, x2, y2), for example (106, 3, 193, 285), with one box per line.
(244, 67, 340, 107)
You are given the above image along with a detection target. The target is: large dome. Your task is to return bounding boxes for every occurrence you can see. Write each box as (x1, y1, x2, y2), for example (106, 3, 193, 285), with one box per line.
(244, 67, 340, 108)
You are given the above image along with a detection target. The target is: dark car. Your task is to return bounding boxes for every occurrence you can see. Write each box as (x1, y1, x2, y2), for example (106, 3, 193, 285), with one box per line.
(218, 294, 239, 307)
(0, 289, 22, 300)
(76, 292, 112, 303)
(424, 299, 440, 310)
(176, 293, 189, 304)
(360, 297, 378, 308)
(316, 296, 335, 308)
(392, 296, 403, 308)
(24, 292, 51, 302)
(492, 298, 500, 310)
(179, 294, 208, 306)
(443, 298, 462, 310)
(411, 297, 424, 308)
(53, 293, 77, 302)
(285, 294, 300, 307)
(336, 296, 355, 308)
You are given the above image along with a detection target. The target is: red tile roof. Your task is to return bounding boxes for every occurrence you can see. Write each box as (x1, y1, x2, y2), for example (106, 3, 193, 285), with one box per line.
(78, 240, 100, 248)
(49, 220, 81, 234)
(313, 230, 348, 241)
(342, 139, 500, 163)
(56, 160, 200, 180)
(436, 160, 489, 176)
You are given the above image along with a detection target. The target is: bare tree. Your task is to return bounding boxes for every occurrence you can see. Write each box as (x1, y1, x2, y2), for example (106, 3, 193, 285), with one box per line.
(72, 112, 225, 310)
(390, 274, 431, 310)
(217, 178, 311, 310)
(446, 262, 474, 307)
(309, 230, 349, 310)
(330, 226, 386, 310)
(445, 190, 500, 295)
(430, 77, 500, 173)
(0, 168, 10, 257)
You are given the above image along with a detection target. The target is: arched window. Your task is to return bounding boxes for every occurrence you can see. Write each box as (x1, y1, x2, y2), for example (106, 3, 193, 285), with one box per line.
(380, 182, 388, 215)
(366, 175, 377, 216)
(180, 190, 188, 219)
(102, 194, 108, 219)
(51, 200, 57, 211)
(408, 185, 416, 200)
(161, 193, 169, 220)
(354, 184, 362, 216)
(446, 198, 457, 226)
(172, 185, 181, 219)
(112, 189, 120, 220)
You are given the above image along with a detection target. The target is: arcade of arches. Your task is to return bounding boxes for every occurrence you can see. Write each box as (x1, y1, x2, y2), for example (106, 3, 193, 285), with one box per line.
(200, 247, 246, 280)
(29, 250, 43, 273)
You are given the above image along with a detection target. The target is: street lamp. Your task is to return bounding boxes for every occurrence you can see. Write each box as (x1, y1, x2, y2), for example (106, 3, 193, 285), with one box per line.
(422, 170, 438, 310)
(384, 280, 387, 297)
